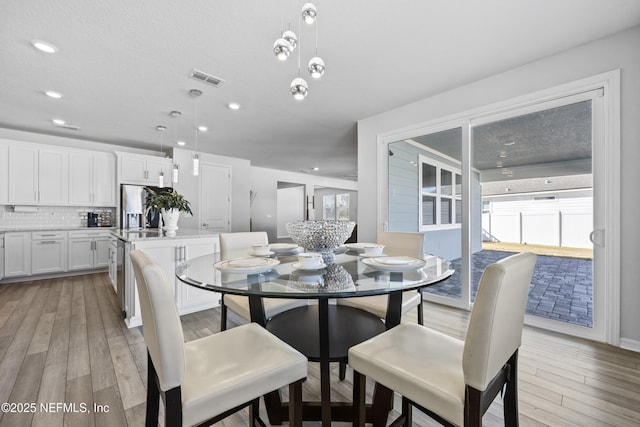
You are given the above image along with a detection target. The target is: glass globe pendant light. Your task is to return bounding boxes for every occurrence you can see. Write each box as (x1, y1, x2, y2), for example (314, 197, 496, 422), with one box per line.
(189, 89, 203, 176)
(308, 57, 325, 79)
(156, 125, 167, 187)
(290, 77, 308, 100)
(301, 3, 317, 24)
(273, 37, 291, 61)
(282, 30, 297, 52)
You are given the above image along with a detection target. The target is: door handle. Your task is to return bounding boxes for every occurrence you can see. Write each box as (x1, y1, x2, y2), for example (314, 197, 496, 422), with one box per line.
(589, 230, 605, 247)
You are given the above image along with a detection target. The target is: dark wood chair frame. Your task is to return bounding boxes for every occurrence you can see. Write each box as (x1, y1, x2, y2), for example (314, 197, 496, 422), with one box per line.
(352, 349, 520, 427)
(145, 351, 304, 427)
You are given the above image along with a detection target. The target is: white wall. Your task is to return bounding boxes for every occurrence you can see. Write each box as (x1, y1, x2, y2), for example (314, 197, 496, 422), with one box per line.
(358, 26, 640, 345)
(250, 167, 358, 242)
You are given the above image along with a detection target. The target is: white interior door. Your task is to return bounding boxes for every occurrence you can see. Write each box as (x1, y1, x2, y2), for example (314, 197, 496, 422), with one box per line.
(200, 162, 231, 232)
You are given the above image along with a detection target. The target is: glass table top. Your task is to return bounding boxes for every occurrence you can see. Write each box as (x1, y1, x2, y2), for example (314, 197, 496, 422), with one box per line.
(176, 250, 454, 299)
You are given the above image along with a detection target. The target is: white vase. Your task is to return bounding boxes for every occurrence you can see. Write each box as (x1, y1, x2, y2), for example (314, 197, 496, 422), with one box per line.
(161, 208, 180, 236)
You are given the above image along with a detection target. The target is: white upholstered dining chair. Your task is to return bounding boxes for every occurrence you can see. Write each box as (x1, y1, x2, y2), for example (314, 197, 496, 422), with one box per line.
(349, 251, 537, 427)
(130, 249, 307, 427)
(337, 231, 426, 324)
(219, 231, 307, 330)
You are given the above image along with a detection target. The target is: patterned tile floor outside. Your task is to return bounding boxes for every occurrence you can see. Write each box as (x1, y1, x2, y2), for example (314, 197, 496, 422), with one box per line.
(424, 250, 593, 327)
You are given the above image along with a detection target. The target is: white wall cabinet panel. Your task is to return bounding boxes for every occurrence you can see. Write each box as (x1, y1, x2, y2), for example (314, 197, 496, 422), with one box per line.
(8, 146, 38, 204)
(69, 151, 93, 205)
(38, 149, 68, 205)
(0, 143, 8, 204)
(118, 152, 171, 186)
(69, 151, 116, 206)
(179, 240, 219, 311)
(93, 154, 116, 206)
(4, 232, 31, 278)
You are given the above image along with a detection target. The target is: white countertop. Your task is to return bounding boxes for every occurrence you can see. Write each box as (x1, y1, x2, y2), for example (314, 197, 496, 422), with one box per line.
(113, 228, 219, 242)
(0, 227, 116, 233)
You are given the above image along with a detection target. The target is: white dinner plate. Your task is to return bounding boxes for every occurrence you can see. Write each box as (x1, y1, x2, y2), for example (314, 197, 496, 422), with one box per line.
(248, 250, 275, 257)
(344, 243, 376, 253)
(270, 243, 300, 253)
(215, 257, 280, 274)
(361, 256, 426, 272)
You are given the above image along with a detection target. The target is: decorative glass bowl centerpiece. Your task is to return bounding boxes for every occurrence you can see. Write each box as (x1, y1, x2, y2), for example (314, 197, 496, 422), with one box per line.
(286, 220, 356, 264)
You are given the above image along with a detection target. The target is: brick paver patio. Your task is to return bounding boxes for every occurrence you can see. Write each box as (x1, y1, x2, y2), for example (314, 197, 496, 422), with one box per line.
(424, 250, 593, 327)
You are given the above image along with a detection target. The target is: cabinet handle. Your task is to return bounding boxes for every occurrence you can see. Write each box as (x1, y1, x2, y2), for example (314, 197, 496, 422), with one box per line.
(181, 246, 186, 262)
(40, 240, 58, 244)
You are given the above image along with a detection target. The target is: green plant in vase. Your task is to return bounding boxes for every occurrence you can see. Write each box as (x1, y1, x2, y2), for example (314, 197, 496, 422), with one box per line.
(145, 188, 193, 235)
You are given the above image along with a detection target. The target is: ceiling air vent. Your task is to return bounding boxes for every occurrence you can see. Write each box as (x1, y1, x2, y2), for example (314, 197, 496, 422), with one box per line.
(52, 123, 80, 131)
(190, 69, 225, 87)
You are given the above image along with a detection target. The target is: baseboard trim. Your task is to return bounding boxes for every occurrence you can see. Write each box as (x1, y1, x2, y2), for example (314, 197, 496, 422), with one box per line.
(620, 338, 640, 353)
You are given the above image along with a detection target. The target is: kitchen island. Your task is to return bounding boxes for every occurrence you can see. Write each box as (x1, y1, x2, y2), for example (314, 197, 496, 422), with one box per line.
(116, 228, 220, 328)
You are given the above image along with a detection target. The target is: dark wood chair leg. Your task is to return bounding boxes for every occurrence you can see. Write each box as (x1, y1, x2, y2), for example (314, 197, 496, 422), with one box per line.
(289, 380, 303, 427)
(145, 352, 160, 427)
(402, 396, 413, 426)
(417, 298, 424, 325)
(339, 360, 347, 381)
(464, 386, 482, 427)
(352, 370, 366, 427)
(164, 387, 183, 427)
(504, 350, 520, 427)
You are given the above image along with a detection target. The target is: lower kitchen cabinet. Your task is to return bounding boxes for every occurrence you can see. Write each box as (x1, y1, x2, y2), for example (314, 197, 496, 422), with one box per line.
(67, 230, 112, 271)
(32, 231, 67, 274)
(4, 232, 31, 278)
(124, 235, 219, 328)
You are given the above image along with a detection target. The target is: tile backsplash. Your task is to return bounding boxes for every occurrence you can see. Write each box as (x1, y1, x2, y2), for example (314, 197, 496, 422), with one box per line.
(0, 206, 116, 230)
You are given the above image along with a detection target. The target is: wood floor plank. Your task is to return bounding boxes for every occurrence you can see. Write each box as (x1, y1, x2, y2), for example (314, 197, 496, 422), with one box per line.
(32, 360, 67, 427)
(0, 351, 46, 427)
(93, 384, 127, 427)
(106, 335, 146, 410)
(64, 374, 95, 427)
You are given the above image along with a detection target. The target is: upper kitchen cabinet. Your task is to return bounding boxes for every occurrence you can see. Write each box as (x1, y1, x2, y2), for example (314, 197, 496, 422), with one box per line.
(69, 151, 116, 206)
(0, 143, 8, 204)
(117, 152, 172, 186)
(8, 145, 68, 205)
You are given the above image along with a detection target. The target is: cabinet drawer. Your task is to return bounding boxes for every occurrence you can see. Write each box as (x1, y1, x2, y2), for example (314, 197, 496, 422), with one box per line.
(32, 231, 67, 240)
(68, 230, 113, 239)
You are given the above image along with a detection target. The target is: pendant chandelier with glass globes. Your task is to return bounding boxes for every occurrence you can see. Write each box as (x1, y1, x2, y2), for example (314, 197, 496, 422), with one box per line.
(273, 1, 324, 100)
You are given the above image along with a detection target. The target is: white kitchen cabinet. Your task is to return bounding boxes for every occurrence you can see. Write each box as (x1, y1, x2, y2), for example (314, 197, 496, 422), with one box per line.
(117, 152, 172, 186)
(4, 232, 32, 278)
(38, 149, 68, 205)
(8, 145, 38, 204)
(0, 143, 8, 204)
(108, 238, 117, 290)
(31, 231, 67, 274)
(67, 230, 113, 271)
(69, 151, 116, 206)
(8, 146, 69, 205)
(0, 234, 5, 280)
(124, 235, 219, 328)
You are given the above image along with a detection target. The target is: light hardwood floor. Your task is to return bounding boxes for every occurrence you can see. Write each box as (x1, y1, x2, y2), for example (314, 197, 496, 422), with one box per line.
(0, 273, 639, 426)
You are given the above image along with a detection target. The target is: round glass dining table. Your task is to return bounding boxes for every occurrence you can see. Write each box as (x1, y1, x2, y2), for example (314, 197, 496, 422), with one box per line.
(176, 250, 453, 426)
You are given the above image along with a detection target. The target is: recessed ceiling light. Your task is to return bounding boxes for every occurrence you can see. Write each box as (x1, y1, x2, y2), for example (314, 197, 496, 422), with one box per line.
(52, 119, 65, 125)
(31, 40, 58, 53)
(504, 141, 515, 146)
(198, 126, 208, 132)
(312, 167, 319, 171)
(177, 141, 186, 146)
(228, 102, 241, 110)
(44, 90, 63, 99)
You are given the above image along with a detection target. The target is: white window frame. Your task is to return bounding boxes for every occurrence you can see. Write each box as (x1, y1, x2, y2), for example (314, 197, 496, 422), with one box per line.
(418, 154, 462, 231)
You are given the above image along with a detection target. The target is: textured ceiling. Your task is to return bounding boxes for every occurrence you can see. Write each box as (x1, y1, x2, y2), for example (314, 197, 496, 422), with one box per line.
(408, 100, 592, 174)
(1, 1, 639, 179)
